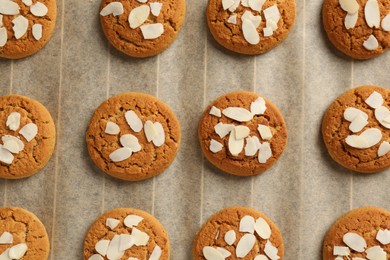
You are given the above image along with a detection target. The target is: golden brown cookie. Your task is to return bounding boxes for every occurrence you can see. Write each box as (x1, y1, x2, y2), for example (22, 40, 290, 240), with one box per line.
(193, 206, 284, 260)
(198, 91, 287, 177)
(322, 85, 390, 173)
(323, 0, 390, 60)
(0, 94, 56, 179)
(99, 0, 185, 58)
(206, 0, 296, 55)
(86, 92, 181, 181)
(323, 207, 390, 260)
(0, 207, 50, 259)
(84, 208, 169, 260)
(0, 0, 57, 59)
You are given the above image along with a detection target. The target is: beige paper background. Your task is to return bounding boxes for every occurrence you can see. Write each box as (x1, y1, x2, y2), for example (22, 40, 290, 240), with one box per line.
(0, 0, 389, 259)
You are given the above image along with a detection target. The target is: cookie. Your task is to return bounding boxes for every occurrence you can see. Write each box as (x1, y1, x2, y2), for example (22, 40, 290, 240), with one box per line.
(84, 208, 169, 260)
(323, 0, 390, 60)
(0, 95, 56, 179)
(99, 0, 185, 58)
(193, 206, 284, 260)
(0, 207, 50, 259)
(86, 92, 181, 181)
(198, 91, 287, 177)
(322, 85, 390, 173)
(323, 207, 390, 260)
(0, 0, 57, 59)
(206, 0, 296, 55)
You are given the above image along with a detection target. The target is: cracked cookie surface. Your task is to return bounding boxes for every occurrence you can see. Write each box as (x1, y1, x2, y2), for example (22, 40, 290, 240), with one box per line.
(86, 92, 181, 181)
(322, 85, 390, 173)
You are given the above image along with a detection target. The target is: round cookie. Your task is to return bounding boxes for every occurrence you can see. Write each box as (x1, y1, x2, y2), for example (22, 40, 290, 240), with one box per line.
(198, 91, 287, 177)
(206, 0, 296, 55)
(99, 0, 186, 58)
(0, 207, 50, 259)
(0, 0, 57, 59)
(84, 208, 169, 260)
(86, 92, 181, 181)
(193, 206, 284, 260)
(323, 207, 390, 260)
(0, 95, 56, 179)
(322, 85, 390, 173)
(323, 0, 390, 60)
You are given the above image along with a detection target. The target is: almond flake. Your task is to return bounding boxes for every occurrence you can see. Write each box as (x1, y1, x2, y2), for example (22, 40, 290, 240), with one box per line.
(152, 122, 165, 147)
(149, 245, 162, 260)
(349, 114, 368, 133)
(216, 247, 231, 258)
(100, 2, 124, 16)
(236, 234, 256, 258)
(242, 11, 261, 28)
(333, 246, 350, 256)
(254, 217, 271, 239)
(0, 27, 6, 47)
(129, 5, 150, 29)
(0, 248, 10, 260)
(228, 129, 244, 156)
(258, 124, 273, 140)
(352, 258, 366, 260)
(2, 135, 24, 153)
(375, 106, 390, 129)
(0, 232, 13, 244)
(366, 246, 386, 260)
(22, 0, 32, 6)
(106, 218, 120, 230)
(8, 243, 28, 259)
(131, 227, 149, 246)
(267, 19, 278, 31)
(141, 23, 164, 40)
(363, 34, 379, 51)
(0, 14, 3, 27)
(144, 120, 158, 142)
(343, 232, 367, 252)
(215, 230, 220, 240)
(119, 234, 134, 251)
(258, 142, 272, 163)
(137, 0, 147, 3)
(227, 14, 237, 24)
(339, 0, 359, 14)
(241, 0, 249, 7)
(88, 255, 104, 260)
(344, 107, 368, 122)
(245, 136, 260, 156)
(263, 27, 273, 37)
(335, 257, 344, 260)
(128, 258, 139, 260)
(222, 0, 235, 10)
(235, 126, 250, 140)
(12, 15, 28, 39)
(222, 107, 253, 122)
(224, 230, 236, 245)
(263, 5, 280, 24)
(0, 145, 14, 164)
(6, 112, 21, 131)
(95, 239, 110, 256)
(254, 255, 269, 260)
(210, 106, 222, 117)
(150, 2, 162, 16)
(125, 110, 143, 132)
(203, 246, 224, 260)
(106, 235, 125, 260)
(120, 134, 141, 152)
(210, 139, 223, 153)
(242, 19, 260, 45)
(124, 214, 143, 228)
(228, 0, 241, 12)
(32, 24, 43, 41)
(250, 97, 266, 115)
(264, 240, 280, 260)
(365, 91, 384, 108)
(345, 12, 358, 29)
(248, 0, 266, 12)
(30, 2, 48, 17)
(105, 121, 120, 135)
(19, 123, 36, 142)
(239, 215, 255, 234)
(0, 0, 20, 15)
(376, 229, 390, 245)
(109, 147, 132, 162)
(365, 0, 380, 28)
(214, 123, 234, 138)
(382, 14, 390, 31)
(3, 139, 21, 154)
(345, 128, 382, 149)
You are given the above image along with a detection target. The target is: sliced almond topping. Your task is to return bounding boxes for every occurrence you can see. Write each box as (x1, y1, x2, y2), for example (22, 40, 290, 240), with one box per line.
(339, 0, 359, 14)
(263, 5, 281, 24)
(124, 215, 143, 228)
(222, 0, 235, 10)
(241, 0, 249, 7)
(222, 107, 253, 122)
(105, 121, 120, 135)
(366, 246, 386, 260)
(8, 243, 28, 259)
(345, 12, 358, 29)
(150, 2, 162, 16)
(6, 112, 21, 131)
(258, 124, 273, 140)
(346, 128, 382, 149)
(263, 27, 273, 37)
(244, 136, 260, 156)
(129, 5, 150, 29)
(365, 91, 384, 108)
(382, 14, 390, 31)
(242, 11, 261, 28)
(235, 126, 250, 140)
(254, 255, 269, 260)
(3, 139, 21, 154)
(267, 19, 278, 32)
(333, 246, 350, 256)
(258, 142, 272, 163)
(22, 0, 32, 6)
(32, 24, 43, 41)
(248, 0, 266, 12)
(149, 245, 162, 260)
(203, 246, 224, 260)
(215, 230, 220, 240)
(0, 232, 13, 244)
(236, 234, 256, 258)
(95, 239, 110, 256)
(106, 235, 125, 260)
(125, 110, 143, 132)
(375, 106, 390, 129)
(137, 0, 148, 3)
(144, 120, 158, 142)
(128, 258, 139, 260)
(152, 122, 165, 147)
(214, 123, 234, 138)
(131, 227, 149, 246)
(30, 2, 48, 17)
(352, 258, 367, 260)
(228, 0, 241, 12)
(242, 19, 260, 45)
(363, 34, 379, 51)
(100, 2, 124, 16)
(12, 15, 28, 39)
(239, 215, 255, 234)
(0, 145, 13, 164)
(254, 217, 271, 239)
(376, 229, 390, 245)
(264, 240, 280, 260)
(210, 106, 222, 117)
(250, 97, 266, 115)
(141, 23, 164, 39)
(2, 135, 24, 153)
(0, 14, 3, 27)
(344, 107, 368, 122)
(343, 232, 367, 252)
(228, 129, 244, 156)
(227, 14, 237, 24)
(335, 257, 345, 260)
(0, 27, 6, 47)
(365, 0, 380, 28)
(0, 0, 20, 15)
(216, 247, 231, 258)
(88, 255, 104, 260)
(210, 139, 223, 153)
(109, 147, 132, 162)
(106, 218, 120, 230)
(349, 114, 368, 133)
(119, 234, 134, 251)
(0, 248, 10, 260)
(224, 230, 236, 245)
(120, 134, 141, 152)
